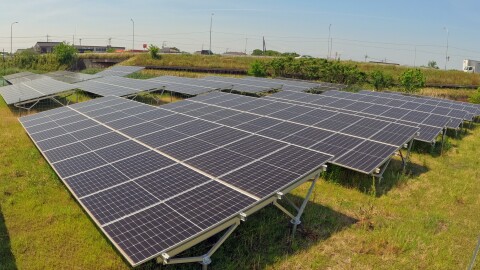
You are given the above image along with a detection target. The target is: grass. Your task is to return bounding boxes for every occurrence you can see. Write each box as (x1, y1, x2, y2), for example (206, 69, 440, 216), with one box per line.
(120, 53, 265, 70)
(0, 88, 479, 269)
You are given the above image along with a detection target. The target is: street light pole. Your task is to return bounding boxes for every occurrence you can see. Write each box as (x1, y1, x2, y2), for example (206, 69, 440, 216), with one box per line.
(328, 24, 331, 59)
(209, 13, 214, 55)
(443, 27, 449, 70)
(131, 18, 135, 51)
(11, 22, 18, 56)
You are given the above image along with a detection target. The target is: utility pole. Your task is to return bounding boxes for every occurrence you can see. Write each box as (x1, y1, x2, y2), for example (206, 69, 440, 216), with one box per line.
(364, 54, 368, 62)
(46, 34, 49, 42)
(79, 38, 82, 46)
(209, 13, 214, 55)
(244, 36, 248, 54)
(443, 27, 449, 70)
(108, 38, 112, 46)
(262, 36, 266, 53)
(131, 18, 135, 51)
(10, 22, 18, 56)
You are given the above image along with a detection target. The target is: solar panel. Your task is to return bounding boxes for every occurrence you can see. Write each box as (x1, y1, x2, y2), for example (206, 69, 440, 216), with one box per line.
(147, 77, 216, 96)
(188, 92, 419, 173)
(45, 71, 102, 84)
(74, 76, 161, 97)
(0, 77, 78, 105)
(358, 90, 480, 118)
(322, 90, 470, 126)
(4, 72, 49, 84)
(267, 91, 443, 143)
(20, 95, 332, 266)
(95, 66, 145, 77)
(202, 76, 278, 94)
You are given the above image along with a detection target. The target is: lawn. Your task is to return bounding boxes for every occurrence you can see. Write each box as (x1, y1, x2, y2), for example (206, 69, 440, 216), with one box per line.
(0, 88, 479, 269)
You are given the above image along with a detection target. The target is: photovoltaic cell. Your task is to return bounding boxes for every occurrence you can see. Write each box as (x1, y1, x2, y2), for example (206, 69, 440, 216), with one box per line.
(80, 182, 159, 225)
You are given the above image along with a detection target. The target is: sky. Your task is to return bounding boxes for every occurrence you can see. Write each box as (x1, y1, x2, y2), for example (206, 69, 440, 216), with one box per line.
(1, 0, 480, 70)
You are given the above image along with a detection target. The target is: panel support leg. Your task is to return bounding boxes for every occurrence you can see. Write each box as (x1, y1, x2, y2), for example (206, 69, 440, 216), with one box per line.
(274, 172, 321, 239)
(469, 236, 480, 270)
(400, 138, 415, 171)
(160, 221, 240, 270)
(441, 127, 447, 155)
(291, 174, 319, 238)
(371, 158, 392, 183)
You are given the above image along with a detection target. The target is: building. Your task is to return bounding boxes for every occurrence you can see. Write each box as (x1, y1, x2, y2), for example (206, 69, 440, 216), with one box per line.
(194, 50, 213, 55)
(33, 42, 125, 54)
(159, 47, 180, 54)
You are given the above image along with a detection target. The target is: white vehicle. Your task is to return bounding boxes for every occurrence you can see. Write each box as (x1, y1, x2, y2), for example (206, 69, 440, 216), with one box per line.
(463, 59, 480, 73)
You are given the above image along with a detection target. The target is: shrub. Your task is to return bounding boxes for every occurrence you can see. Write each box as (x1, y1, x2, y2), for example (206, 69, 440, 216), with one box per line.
(148, 45, 160, 59)
(53, 42, 78, 66)
(248, 60, 267, 77)
(399, 69, 425, 93)
(370, 70, 394, 91)
(14, 49, 38, 69)
(469, 87, 480, 104)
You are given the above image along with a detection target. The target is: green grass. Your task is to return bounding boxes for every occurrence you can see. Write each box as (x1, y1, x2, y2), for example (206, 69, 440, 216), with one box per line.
(0, 90, 479, 269)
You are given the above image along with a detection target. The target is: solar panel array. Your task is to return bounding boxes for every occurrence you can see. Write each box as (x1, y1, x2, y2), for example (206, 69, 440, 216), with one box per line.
(267, 91, 444, 143)
(0, 78, 78, 105)
(319, 90, 469, 127)
(240, 76, 347, 92)
(45, 71, 102, 84)
(147, 76, 228, 96)
(74, 76, 161, 97)
(202, 76, 282, 94)
(182, 92, 419, 173)
(357, 90, 480, 118)
(95, 66, 145, 77)
(4, 72, 49, 84)
(19, 95, 333, 266)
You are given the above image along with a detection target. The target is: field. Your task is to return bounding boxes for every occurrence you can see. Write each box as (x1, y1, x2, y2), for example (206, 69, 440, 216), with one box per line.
(0, 80, 479, 269)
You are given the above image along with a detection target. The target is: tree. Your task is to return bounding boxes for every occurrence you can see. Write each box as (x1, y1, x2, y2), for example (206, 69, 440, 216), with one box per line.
(248, 60, 267, 77)
(427, 60, 439, 69)
(148, 44, 160, 59)
(370, 70, 394, 91)
(251, 49, 263, 56)
(52, 42, 77, 66)
(399, 69, 425, 93)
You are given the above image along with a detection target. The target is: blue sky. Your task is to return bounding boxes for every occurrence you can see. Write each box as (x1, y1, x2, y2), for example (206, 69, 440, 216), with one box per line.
(1, 0, 479, 69)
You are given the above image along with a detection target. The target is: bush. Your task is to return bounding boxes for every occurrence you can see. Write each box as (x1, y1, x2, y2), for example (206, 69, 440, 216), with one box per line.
(370, 70, 394, 91)
(14, 49, 38, 69)
(399, 69, 425, 93)
(148, 44, 160, 59)
(53, 42, 78, 66)
(469, 87, 480, 104)
(248, 60, 267, 77)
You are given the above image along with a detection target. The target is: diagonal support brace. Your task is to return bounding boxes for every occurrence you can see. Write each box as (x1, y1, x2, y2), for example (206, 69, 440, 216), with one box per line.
(160, 220, 240, 270)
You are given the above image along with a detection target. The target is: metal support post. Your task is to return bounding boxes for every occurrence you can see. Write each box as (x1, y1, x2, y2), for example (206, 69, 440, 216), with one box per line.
(160, 220, 240, 270)
(469, 236, 480, 270)
(290, 173, 320, 238)
(371, 158, 392, 182)
(440, 127, 447, 155)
